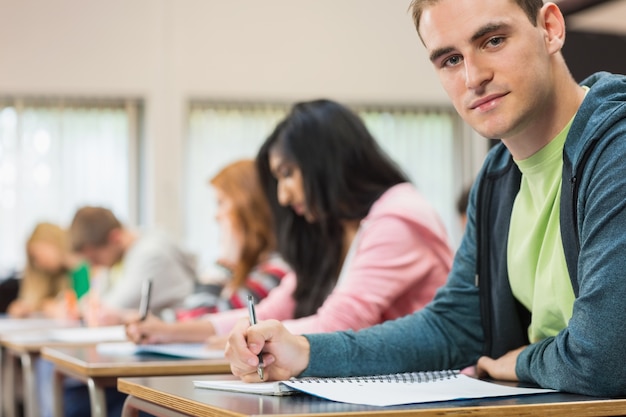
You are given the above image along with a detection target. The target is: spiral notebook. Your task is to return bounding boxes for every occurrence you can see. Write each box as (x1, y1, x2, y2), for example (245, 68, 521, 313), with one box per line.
(193, 370, 556, 406)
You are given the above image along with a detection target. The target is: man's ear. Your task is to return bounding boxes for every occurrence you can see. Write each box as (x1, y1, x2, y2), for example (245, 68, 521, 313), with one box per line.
(539, 2, 566, 55)
(107, 228, 123, 245)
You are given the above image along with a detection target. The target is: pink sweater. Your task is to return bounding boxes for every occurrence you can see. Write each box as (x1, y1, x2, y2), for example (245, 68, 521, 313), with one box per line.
(209, 183, 452, 335)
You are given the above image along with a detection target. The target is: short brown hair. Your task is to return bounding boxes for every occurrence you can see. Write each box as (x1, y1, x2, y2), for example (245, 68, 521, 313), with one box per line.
(409, 0, 544, 35)
(69, 206, 122, 252)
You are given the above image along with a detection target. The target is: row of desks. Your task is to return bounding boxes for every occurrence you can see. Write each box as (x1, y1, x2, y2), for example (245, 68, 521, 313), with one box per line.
(45, 346, 229, 417)
(2, 318, 626, 417)
(0, 317, 79, 417)
(0, 318, 229, 417)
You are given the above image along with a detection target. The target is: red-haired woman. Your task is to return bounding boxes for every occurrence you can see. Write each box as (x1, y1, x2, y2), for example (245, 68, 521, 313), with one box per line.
(176, 159, 290, 320)
(129, 159, 289, 342)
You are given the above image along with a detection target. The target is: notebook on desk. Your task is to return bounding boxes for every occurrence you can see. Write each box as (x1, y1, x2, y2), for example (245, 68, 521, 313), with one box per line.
(47, 325, 127, 343)
(96, 341, 225, 360)
(194, 379, 296, 396)
(193, 370, 556, 407)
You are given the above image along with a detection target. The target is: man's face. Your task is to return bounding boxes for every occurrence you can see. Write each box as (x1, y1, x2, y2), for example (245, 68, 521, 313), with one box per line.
(80, 240, 123, 268)
(419, 0, 553, 141)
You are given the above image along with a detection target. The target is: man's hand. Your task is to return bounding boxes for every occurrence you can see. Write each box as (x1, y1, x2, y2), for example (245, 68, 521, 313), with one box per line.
(225, 318, 310, 382)
(476, 345, 526, 381)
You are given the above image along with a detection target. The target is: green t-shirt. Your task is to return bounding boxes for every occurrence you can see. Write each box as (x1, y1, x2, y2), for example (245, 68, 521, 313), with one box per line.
(71, 262, 90, 300)
(507, 118, 576, 343)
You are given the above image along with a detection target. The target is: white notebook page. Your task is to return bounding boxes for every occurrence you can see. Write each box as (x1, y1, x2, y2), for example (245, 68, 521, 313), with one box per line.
(195, 370, 556, 406)
(282, 371, 556, 406)
(47, 325, 127, 343)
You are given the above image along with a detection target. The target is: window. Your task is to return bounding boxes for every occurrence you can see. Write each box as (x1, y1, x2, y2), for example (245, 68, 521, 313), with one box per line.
(357, 106, 462, 243)
(185, 103, 288, 270)
(184, 102, 468, 270)
(0, 98, 141, 272)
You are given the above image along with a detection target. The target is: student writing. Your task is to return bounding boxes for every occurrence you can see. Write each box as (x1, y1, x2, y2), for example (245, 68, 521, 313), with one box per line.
(69, 206, 197, 326)
(174, 159, 290, 322)
(127, 99, 452, 344)
(128, 158, 290, 344)
(54, 206, 198, 417)
(8, 222, 89, 320)
(226, 0, 626, 397)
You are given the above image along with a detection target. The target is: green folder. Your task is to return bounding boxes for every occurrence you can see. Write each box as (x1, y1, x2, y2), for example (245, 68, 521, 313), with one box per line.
(71, 262, 90, 300)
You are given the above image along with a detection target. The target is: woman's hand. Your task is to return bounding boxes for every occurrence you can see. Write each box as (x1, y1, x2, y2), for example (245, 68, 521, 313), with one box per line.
(7, 299, 32, 318)
(205, 334, 228, 350)
(225, 318, 310, 382)
(125, 314, 170, 344)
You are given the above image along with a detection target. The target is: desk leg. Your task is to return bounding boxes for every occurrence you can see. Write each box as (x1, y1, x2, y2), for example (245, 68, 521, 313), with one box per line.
(87, 377, 108, 417)
(0, 347, 3, 417)
(3, 351, 17, 417)
(52, 368, 65, 417)
(122, 395, 190, 417)
(19, 352, 39, 417)
(121, 395, 139, 417)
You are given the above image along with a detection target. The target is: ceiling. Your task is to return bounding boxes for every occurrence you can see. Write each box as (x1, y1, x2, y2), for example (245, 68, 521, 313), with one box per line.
(556, 0, 626, 34)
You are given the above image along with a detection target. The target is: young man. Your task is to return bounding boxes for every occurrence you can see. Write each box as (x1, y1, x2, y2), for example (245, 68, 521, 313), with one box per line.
(226, 0, 626, 397)
(36, 207, 198, 417)
(69, 206, 197, 324)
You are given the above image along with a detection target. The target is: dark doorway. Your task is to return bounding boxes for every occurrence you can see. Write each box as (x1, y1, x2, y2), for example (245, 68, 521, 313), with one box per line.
(562, 30, 626, 82)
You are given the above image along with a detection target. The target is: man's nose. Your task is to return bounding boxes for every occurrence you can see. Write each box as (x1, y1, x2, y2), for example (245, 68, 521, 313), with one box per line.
(464, 55, 492, 91)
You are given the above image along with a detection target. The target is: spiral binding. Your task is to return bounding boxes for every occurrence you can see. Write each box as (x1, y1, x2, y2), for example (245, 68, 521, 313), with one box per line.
(290, 369, 459, 384)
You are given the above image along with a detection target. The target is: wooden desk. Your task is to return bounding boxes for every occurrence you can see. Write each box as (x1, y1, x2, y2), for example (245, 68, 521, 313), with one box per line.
(0, 318, 79, 417)
(42, 345, 231, 417)
(118, 374, 626, 417)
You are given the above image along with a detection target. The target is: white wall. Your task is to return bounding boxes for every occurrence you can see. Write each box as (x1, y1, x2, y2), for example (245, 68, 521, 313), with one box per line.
(565, 0, 626, 35)
(0, 0, 455, 239)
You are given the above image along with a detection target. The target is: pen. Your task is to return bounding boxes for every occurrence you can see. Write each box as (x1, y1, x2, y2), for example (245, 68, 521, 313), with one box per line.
(246, 295, 264, 380)
(138, 279, 153, 321)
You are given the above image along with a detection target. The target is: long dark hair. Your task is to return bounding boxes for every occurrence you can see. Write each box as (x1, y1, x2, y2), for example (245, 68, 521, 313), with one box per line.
(256, 99, 408, 318)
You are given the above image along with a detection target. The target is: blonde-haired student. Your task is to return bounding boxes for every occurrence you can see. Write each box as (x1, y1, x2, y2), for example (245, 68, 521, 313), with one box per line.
(8, 222, 89, 320)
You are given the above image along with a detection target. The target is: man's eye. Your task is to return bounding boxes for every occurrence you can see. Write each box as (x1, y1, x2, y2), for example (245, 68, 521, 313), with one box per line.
(487, 37, 504, 47)
(444, 55, 462, 68)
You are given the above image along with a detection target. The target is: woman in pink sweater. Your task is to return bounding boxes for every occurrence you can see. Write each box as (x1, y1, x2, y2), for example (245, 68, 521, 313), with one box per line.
(126, 99, 452, 343)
